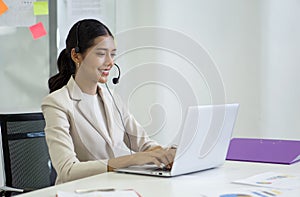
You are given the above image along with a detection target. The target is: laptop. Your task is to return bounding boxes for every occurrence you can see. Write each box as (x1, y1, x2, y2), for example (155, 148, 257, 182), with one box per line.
(115, 103, 240, 177)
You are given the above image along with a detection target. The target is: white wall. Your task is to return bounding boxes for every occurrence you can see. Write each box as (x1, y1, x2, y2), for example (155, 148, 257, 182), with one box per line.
(260, 0, 300, 139)
(57, 0, 116, 56)
(115, 0, 300, 144)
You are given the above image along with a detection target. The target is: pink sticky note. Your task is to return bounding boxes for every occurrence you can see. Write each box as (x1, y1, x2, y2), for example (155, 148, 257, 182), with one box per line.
(29, 22, 47, 40)
(0, 0, 8, 15)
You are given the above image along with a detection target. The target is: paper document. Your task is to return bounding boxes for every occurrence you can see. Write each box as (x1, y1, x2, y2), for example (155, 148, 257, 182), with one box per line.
(232, 172, 300, 190)
(219, 187, 284, 197)
(56, 189, 141, 197)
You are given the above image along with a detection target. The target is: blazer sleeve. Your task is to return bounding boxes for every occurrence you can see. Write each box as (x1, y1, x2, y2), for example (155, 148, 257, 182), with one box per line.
(42, 93, 108, 184)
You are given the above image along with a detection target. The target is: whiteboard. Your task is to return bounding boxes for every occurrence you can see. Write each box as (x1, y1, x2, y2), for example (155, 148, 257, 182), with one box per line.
(0, 15, 49, 113)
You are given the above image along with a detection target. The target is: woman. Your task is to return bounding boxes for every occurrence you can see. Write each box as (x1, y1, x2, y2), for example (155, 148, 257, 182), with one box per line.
(41, 19, 175, 184)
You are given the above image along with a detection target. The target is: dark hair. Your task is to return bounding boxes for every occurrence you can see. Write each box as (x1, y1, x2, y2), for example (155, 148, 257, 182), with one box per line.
(48, 19, 113, 93)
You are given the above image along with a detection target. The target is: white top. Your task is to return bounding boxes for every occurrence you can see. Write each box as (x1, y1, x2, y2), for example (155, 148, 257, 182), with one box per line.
(82, 93, 110, 140)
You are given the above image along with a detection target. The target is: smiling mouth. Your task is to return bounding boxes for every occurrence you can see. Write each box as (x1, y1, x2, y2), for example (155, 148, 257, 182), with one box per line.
(99, 69, 110, 76)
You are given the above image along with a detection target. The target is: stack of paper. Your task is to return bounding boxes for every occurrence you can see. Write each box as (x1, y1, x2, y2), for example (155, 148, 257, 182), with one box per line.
(56, 189, 141, 197)
(232, 172, 300, 190)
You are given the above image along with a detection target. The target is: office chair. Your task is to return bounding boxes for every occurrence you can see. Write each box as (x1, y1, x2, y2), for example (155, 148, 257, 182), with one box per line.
(0, 112, 56, 196)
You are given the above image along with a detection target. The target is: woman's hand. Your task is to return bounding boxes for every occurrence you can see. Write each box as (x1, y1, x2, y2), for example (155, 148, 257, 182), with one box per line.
(134, 147, 176, 169)
(107, 146, 176, 171)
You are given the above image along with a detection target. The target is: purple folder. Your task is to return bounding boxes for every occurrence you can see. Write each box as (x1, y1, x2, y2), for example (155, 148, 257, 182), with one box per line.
(226, 138, 300, 164)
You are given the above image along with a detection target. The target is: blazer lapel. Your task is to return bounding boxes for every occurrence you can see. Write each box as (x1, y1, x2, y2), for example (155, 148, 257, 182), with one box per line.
(67, 77, 113, 150)
(97, 87, 115, 143)
(98, 86, 124, 146)
(99, 86, 133, 157)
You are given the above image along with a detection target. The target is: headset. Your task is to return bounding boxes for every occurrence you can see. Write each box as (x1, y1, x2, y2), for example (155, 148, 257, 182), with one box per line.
(112, 63, 120, 84)
(105, 83, 132, 155)
(75, 22, 81, 53)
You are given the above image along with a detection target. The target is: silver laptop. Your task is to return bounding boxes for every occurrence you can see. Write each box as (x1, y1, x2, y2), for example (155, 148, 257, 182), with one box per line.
(115, 103, 239, 177)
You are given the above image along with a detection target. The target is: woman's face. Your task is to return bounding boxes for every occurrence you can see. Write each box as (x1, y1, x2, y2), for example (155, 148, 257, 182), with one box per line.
(77, 35, 116, 84)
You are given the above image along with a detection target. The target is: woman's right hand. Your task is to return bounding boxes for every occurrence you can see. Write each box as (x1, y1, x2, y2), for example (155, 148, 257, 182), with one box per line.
(134, 147, 176, 169)
(107, 147, 176, 171)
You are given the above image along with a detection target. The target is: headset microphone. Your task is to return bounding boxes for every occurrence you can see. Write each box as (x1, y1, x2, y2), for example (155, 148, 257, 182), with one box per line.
(112, 63, 121, 84)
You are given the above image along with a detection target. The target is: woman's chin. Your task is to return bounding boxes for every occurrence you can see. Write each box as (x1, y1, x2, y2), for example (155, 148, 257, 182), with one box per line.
(98, 77, 108, 84)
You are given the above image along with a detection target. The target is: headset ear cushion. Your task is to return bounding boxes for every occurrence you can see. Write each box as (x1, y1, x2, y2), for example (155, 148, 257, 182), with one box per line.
(75, 46, 80, 53)
(112, 77, 119, 84)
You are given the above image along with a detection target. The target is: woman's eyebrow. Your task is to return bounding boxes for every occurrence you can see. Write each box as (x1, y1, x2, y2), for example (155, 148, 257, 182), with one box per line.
(95, 48, 117, 52)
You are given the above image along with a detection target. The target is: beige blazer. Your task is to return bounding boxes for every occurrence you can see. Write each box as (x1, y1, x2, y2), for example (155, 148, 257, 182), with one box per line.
(41, 77, 159, 184)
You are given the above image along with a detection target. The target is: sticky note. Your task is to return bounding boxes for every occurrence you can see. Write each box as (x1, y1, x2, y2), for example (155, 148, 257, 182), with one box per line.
(0, 0, 8, 16)
(33, 1, 48, 15)
(29, 22, 47, 39)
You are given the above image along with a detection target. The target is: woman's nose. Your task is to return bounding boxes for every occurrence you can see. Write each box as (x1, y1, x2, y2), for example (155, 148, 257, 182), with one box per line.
(106, 54, 114, 66)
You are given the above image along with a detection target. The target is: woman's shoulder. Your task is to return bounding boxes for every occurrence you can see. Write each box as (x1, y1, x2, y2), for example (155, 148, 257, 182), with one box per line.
(42, 86, 70, 107)
(42, 77, 79, 106)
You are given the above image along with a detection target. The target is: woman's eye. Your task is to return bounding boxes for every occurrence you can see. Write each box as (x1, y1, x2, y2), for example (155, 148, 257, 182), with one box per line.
(96, 53, 105, 56)
(111, 54, 116, 58)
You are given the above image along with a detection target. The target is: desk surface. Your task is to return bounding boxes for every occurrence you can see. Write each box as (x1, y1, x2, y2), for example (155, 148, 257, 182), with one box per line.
(18, 161, 300, 197)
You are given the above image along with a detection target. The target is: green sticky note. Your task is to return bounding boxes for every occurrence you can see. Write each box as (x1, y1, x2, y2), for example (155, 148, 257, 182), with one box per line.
(33, 1, 48, 15)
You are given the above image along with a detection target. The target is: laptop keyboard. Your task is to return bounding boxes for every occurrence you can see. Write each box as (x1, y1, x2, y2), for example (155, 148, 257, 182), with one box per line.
(150, 166, 170, 172)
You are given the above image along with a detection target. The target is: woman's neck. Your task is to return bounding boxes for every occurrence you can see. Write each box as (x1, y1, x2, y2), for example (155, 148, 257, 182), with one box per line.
(74, 75, 98, 95)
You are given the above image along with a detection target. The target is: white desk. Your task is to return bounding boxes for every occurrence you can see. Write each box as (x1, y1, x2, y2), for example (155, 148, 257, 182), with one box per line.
(17, 161, 300, 197)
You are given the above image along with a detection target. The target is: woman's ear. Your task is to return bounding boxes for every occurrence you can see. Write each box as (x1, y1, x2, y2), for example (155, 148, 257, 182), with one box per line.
(71, 48, 82, 66)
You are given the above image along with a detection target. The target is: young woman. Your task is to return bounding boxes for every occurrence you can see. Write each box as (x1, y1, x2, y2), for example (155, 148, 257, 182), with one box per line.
(41, 19, 175, 184)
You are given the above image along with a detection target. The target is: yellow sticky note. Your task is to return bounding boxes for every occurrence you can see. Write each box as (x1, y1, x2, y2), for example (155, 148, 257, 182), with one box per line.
(33, 1, 48, 15)
(0, 0, 8, 16)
